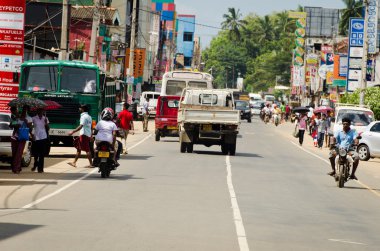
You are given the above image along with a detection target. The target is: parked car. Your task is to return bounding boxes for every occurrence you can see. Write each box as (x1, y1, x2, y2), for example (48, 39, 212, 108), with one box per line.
(357, 121, 380, 161)
(137, 91, 160, 118)
(0, 112, 32, 167)
(235, 100, 252, 123)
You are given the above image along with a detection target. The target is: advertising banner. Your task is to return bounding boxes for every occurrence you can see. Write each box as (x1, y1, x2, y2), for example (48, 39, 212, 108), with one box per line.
(125, 48, 146, 80)
(347, 18, 364, 92)
(0, 0, 25, 112)
(367, 0, 378, 54)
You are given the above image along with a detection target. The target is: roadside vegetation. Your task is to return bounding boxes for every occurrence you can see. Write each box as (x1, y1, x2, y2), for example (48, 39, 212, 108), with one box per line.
(340, 87, 380, 120)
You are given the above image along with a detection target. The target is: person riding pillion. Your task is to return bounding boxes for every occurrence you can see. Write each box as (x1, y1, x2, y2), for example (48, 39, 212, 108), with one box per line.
(328, 116, 360, 180)
(94, 108, 119, 167)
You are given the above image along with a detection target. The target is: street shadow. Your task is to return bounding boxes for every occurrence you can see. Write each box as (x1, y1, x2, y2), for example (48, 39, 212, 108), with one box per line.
(0, 222, 43, 241)
(234, 152, 263, 158)
(119, 155, 153, 161)
(77, 173, 143, 181)
(0, 180, 58, 186)
(194, 150, 224, 156)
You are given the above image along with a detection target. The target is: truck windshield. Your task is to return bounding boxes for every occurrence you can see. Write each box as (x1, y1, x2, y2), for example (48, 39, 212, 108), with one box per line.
(236, 101, 249, 108)
(337, 109, 374, 126)
(61, 67, 97, 93)
(21, 66, 58, 91)
(188, 81, 207, 89)
(166, 80, 186, 95)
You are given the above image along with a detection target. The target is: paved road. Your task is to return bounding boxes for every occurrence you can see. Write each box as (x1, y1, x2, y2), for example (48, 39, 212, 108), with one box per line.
(1, 117, 380, 250)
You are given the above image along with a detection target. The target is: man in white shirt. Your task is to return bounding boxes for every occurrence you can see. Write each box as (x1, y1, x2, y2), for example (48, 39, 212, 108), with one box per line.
(142, 97, 150, 132)
(32, 108, 49, 173)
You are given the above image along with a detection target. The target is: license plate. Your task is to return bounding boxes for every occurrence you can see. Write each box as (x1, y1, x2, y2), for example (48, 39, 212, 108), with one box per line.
(98, 151, 109, 158)
(202, 124, 212, 131)
(167, 126, 177, 130)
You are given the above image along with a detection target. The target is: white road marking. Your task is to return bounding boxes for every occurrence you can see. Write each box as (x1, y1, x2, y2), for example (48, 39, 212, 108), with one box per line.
(290, 141, 380, 198)
(1, 135, 152, 211)
(328, 239, 366, 245)
(226, 156, 250, 251)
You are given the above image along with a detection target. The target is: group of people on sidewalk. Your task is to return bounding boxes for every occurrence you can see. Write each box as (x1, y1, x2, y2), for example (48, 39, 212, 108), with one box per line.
(9, 105, 50, 174)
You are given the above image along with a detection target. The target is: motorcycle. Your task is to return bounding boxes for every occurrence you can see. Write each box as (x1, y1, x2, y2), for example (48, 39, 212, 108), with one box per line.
(333, 142, 360, 188)
(93, 141, 116, 178)
(273, 114, 280, 126)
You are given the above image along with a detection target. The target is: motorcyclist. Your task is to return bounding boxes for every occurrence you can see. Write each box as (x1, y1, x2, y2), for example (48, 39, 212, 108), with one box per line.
(328, 116, 359, 180)
(272, 104, 282, 124)
(94, 108, 119, 167)
(262, 103, 271, 123)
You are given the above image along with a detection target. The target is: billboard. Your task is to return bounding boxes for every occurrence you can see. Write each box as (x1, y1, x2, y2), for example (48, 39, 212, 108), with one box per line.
(0, 0, 26, 112)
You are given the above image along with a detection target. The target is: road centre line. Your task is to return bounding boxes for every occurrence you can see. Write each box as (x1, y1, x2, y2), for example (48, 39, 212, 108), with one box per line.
(290, 141, 380, 198)
(1, 134, 152, 211)
(226, 156, 250, 251)
(328, 239, 366, 245)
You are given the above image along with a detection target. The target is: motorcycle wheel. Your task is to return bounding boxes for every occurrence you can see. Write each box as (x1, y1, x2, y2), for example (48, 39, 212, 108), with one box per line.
(337, 165, 345, 188)
(100, 163, 107, 178)
(106, 170, 111, 178)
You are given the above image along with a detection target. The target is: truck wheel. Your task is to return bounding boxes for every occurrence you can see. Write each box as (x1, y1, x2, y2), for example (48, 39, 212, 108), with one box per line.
(180, 142, 187, 153)
(229, 144, 236, 156)
(248, 118, 252, 123)
(221, 144, 228, 155)
(187, 143, 193, 153)
(155, 133, 160, 142)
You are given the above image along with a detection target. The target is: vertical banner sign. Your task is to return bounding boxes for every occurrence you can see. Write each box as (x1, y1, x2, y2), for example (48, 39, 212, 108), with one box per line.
(347, 18, 364, 92)
(125, 48, 146, 79)
(367, 0, 378, 54)
(0, 0, 25, 112)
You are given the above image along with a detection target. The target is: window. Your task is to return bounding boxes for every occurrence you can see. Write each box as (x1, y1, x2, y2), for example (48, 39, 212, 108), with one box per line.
(199, 94, 217, 105)
(166, 80, 186, 96)
(188, 81, 207, 89)
(21, 66, 58, 91)
(61, 67, 97, 93)
(168, 100, 179, 108)
(183, 32, 193, 42)
(370, 122, 380, 132)
(337, 110, 374, 126)
(184, 57, 192, 67)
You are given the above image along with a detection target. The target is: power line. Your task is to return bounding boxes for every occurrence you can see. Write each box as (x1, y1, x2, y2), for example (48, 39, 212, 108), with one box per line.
(138, 8, 225, 31)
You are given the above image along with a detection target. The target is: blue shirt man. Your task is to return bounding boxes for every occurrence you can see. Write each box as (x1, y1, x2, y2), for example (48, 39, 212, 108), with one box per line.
(334, 128, 358, 149)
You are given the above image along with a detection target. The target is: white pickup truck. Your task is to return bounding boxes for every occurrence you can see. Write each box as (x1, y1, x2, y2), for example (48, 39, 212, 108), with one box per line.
(177, 89, 241, 155)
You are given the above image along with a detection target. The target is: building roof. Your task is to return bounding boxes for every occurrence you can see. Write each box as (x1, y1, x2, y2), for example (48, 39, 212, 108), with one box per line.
(71, 6, 120, 25)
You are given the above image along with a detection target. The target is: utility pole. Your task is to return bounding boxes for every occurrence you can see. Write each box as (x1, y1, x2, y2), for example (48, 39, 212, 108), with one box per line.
(89, 0, 100, 63)
(128, 0, 138, 77)
(360, 0, 369, 106)
(59, 0, 68, 60)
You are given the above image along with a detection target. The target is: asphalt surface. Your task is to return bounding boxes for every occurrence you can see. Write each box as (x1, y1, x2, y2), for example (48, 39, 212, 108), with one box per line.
(1, 117, 380, 250)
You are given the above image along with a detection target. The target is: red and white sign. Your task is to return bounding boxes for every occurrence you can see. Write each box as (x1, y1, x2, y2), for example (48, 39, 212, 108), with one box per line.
(0, 0, 25, 112)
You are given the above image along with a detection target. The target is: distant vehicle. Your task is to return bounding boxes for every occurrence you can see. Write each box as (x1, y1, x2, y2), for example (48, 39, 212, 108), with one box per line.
(357, 121, 380, 161)
(0, 113, 31, 167)
(251, 101, 265, 115)
(232, 91, 250, 102)
(264, 95, 275, 104)
(137, 91, 160, 117)
(160, 71, 213, 96)
(235, 100, 252, 123)
(332, 104, 374, 136)
(249, 93, 262, 105)
(155, 95, 181, 141)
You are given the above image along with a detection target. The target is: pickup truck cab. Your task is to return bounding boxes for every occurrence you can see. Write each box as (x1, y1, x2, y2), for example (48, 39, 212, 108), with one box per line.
(177, 89, 240, 155)
(332, 103, 374, 136)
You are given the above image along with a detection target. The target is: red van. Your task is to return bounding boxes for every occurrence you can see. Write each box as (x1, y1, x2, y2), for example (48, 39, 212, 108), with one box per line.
(155, 96, 181, 141)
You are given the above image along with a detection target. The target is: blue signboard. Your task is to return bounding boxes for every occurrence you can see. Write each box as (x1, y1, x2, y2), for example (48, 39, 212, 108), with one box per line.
(349, 19, 364, 47)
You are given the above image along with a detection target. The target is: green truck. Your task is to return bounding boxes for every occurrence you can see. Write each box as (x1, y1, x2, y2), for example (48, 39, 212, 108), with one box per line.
(18, 60, 116, 147)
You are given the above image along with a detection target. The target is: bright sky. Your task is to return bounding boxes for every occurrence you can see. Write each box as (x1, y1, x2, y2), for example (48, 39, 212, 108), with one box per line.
(175, 0, 346, 48)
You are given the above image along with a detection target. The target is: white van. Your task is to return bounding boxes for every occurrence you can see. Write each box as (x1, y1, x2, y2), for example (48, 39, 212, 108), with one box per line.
(332, 104, 374, 135)
(249, 93, 262, 104)
(138, 91, 160, 117)
(264, 95, 275, 104)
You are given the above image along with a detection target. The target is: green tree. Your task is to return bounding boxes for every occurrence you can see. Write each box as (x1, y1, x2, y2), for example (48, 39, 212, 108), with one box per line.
(340, 87, 380, 119)
(221, 8, 248, 41)
(339, 0, 363, 35)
